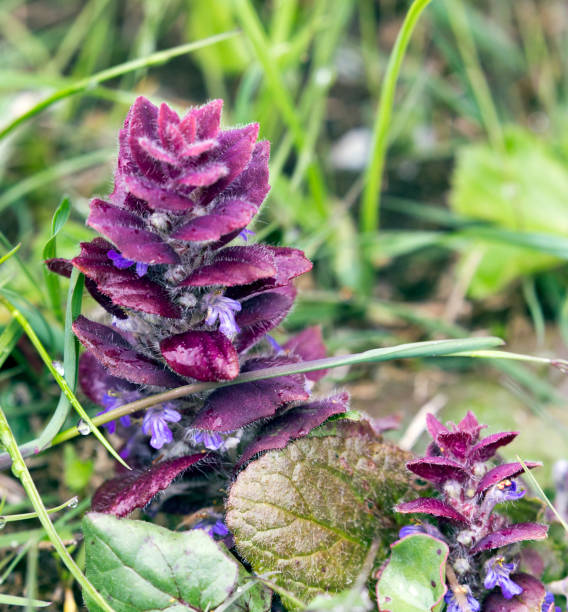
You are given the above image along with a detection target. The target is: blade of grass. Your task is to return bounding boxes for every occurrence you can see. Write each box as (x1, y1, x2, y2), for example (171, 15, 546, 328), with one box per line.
(0, 150, 111, 214)
(0, 290, 129, 469)
(0, 407, 114, 612)
(517, 456, 568, 533)
(0, 594, 50, 608)
(0, 30, 240, 139)
(0, 318, 23, 370)
(360, 0, 433, 232)
(2, 497, 78, 523)
(444, 0, 503, 150)
(0, 243, 20, 265)
(42, 197, 71, 322)
(51, 336, 504, 445)
(234, 0, 328, 219)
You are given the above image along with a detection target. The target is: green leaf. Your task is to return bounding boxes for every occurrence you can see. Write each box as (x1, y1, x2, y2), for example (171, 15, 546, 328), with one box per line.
(42, 197, 71, 322)
(0, 593, 51, 607)
(375, 534, 448, 612)
(227, 421, 416, 609)
(306, 589, 372, 611)
(83, 512, 271, 612)
(449, 126, 568, 297)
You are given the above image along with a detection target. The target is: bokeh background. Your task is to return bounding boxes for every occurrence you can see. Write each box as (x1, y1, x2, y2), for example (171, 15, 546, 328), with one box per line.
(1, 0, 568, 605)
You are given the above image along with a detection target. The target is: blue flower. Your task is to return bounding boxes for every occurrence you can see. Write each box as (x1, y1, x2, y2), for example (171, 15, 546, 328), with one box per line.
(542, 592, 561, 611)
(191, 429, 224, 451)
(484, 556, 523, 599)
(494, 479, 526, 503)
(203, 292, 242, 338)
(107, 249, 148, 277)
(142, 403, 181, 449)
(238, 228, 255, 242)
(98, 390, 137, 433)
(444, 586, 480, 612)
(399, 524, 425, 539)
(194, 519, 230, 539)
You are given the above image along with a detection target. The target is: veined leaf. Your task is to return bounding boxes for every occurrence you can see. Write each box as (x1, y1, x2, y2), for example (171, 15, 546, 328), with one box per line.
(227, 421, 416, 609)
(83, 513, 271, 612)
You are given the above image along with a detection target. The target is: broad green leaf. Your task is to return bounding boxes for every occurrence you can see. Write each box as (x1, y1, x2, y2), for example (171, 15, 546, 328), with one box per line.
(83, 513, 271, 612)
(449, 126, 568, 297)
(306, 589, 372, 611)
(375, 534, 448, 612)
(227, 421, 416, 609)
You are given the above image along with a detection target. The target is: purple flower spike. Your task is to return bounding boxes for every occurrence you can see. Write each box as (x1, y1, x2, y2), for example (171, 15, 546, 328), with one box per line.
(444, 585, 481, 612)
(484, 557, 523, 599)
(142, 404, 182, 449)
(398, 412, 549, 608)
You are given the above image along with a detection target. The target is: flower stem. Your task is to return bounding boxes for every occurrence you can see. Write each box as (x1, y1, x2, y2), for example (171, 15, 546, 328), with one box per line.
(360, 0, 433, 233)
(0, 407, 114, 612)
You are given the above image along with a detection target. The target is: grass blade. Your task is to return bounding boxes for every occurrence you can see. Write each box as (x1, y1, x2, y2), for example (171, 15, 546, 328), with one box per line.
(0, 407, 114, 612)
(360, 0, 433, 232)
(52, 336, 504, 444)
(42, 197, 72, 322)
(0, 31, 239, 140)
(0, 291, 129, 469)
(0, 594, 51, 608)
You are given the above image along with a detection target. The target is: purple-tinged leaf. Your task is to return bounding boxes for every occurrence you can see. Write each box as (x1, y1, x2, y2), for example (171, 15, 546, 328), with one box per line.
(126, 97, 167, 183)
(477, 461, 541, 494)
(196, 125, 259, 208)
(227, 140, 270, 207)
(237, 392, 349, 466)
(425, 413, 448, 441)
(91, 454, 208, 517)
(172, 199, 257, 242)
(436, 431, 472, 460)
(137, 136, 178, 164)
(457, 410, 485, 439)
(179, 246, 276, 287)
(160, 330, 239, 382)
(396, 498, 469, 524)
(283, 326, 327, 381)
(122, 174, 194, 211)
(45, 257, 127, 319)
(266, 246, 313, 286)
(183, 98, 223, 140)
(234, 285, 296, 352)
(406, 457, 468, 484)
(469, 431, 518, 462)
(73, 316, 181, 387)
(192, 356, 309, 431)
(87, 199, 179, 264)
(470, 523, 548, 553)
(178, 162, 228, 187)
(484, 573, 547, 611)
(72, 239, 181, 318)
(78, 351, 136, 406)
